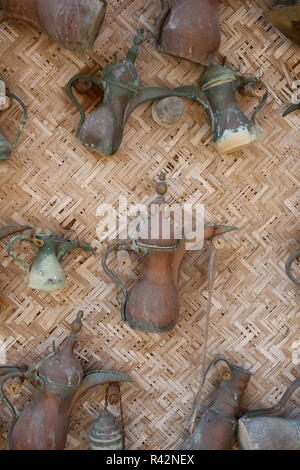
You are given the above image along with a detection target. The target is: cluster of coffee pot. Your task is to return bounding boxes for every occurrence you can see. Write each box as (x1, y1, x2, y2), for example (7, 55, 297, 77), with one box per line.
(1, 0, 299, 160)
(0, 311, 298, 451)
(0, 0, 298, 450)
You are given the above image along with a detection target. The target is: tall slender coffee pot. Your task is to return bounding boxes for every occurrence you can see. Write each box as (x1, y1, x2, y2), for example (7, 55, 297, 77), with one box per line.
(0, 312, 132, 450)
(102, 173, 237, 333)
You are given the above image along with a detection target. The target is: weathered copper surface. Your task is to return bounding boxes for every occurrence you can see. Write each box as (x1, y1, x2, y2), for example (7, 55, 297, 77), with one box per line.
(265, 1, 300, 46)
(238, 377, 300, 450)
(285, 249, 300, 285)
(0, 81, 27, 160)
(179, 359, 252, 450)
(197, 60, 268, 154)
(102, 174, 238, 333)
(155, 0, 220, 65)
(0, 312, 132, 450)
(7, 229, 95, 291)
(68, 29, 195, 156)
(0, 0, 107, 51)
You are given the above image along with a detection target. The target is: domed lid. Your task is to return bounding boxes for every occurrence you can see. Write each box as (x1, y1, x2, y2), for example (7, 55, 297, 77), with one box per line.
(200, 60, 237, 91)
(137, 173, 180, 249)
(38, 312, 84, 387)
(102, 28, 144, 90)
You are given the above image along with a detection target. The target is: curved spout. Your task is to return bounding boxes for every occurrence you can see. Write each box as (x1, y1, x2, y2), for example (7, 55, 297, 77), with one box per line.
(67, 370, 132, 414)
(172, 224, 238, 282)
(0, 224, 31, 241)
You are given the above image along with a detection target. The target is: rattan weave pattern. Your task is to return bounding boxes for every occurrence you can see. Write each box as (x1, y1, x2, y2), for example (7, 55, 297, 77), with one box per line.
(0, 0, 298, 450)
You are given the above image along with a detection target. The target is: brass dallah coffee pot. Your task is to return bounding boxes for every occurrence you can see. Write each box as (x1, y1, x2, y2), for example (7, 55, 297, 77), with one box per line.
(0, 312, 132, 450)
(67, 29, 194, 156)
(7, 229, 94, 291)
(102, 173, 237, 334)
(0, 0, 107, 51)
(179, 358, 252, 450)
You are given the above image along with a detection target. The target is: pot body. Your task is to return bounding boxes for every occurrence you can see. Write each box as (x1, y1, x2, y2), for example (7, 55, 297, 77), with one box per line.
(238, 416, 300, 450)
(157, 0, 220, 65)
(205, 82, 260, 154)
(79, 80, 137, 155)
(0, 0, 107, 51)
(125, 250, 179, 333)
(27, 240, 66, 291)
(10, 387, 73, 450)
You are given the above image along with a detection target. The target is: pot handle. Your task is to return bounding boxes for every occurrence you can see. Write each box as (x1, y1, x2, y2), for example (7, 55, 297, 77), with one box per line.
(285, 249, 300, 286)
(245, 378, 300, 418)
(7, 234, 42, 269)
(101, 242, 144, 321)
(67, 73, 105, 137)
(0, 367, 26, 443)
(5, 92, 28, 151)
(237, 75, 268, 125)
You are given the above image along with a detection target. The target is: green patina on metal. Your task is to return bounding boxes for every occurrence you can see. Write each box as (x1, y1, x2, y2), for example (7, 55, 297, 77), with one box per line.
(7, 228, 95, 291)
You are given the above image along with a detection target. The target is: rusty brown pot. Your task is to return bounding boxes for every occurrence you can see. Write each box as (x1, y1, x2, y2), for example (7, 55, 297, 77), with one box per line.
(155, 0, 220, 65)
(179, 358, 252, 450)
(0, 0, 107, 51)
(0, 312, 132, 450)
(102, 174, 237, 333)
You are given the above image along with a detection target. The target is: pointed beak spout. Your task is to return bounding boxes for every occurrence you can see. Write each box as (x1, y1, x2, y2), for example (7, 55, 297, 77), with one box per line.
(214, 225, 239, 236)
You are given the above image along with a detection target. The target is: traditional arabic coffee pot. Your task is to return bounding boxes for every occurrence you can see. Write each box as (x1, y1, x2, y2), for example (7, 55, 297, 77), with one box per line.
(102, 173, 237, 333)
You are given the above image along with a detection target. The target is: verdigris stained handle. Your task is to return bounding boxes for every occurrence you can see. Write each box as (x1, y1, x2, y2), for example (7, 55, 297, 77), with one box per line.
(67, 73, 105, 137)
(237, 74, 268, 124)
(285, 249, 300, 286)
(101, 242, 144, 321)
(7, 234, 41, 269)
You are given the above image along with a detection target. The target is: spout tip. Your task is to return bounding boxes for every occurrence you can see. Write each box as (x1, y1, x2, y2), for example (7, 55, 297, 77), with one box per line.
(215, 225, 239, 236)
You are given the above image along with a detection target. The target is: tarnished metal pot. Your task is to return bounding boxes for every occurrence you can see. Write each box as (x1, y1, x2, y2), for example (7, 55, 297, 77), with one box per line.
(0, 312, 132, 450)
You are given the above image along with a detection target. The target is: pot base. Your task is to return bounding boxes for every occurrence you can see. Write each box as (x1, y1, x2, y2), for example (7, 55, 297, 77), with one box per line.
(215, 127, 260, 154)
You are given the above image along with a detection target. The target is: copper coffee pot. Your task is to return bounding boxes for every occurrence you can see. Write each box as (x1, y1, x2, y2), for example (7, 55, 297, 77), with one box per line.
(0, 312, 132, 450)
(179, 358, 252, 450)
(102, 173, 237, 334)
(0, 0, 107, 51)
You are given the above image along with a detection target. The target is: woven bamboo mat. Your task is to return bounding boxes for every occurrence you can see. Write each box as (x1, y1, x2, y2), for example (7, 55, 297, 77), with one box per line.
(0, 0, 299, 450)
